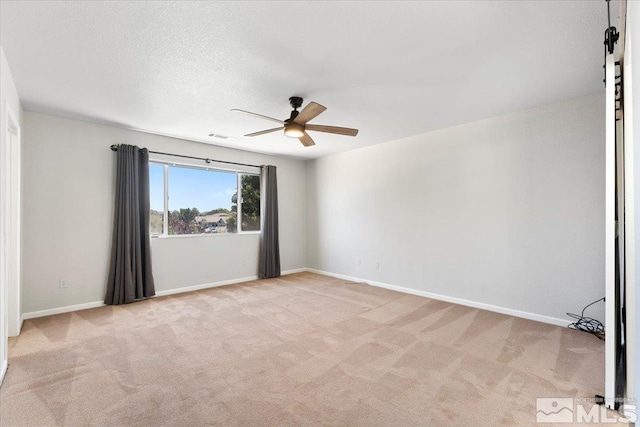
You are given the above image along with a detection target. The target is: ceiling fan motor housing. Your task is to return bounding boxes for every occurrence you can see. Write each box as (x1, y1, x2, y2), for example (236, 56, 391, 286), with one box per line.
(289, 96, 303, 110)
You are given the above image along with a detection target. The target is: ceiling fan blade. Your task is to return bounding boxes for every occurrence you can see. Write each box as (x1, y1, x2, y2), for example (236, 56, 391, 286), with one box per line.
(299, 133, 316, 147)
(305, 124, 359, 136)
(231, 109, 284, 124)
(293, 102, 327, 124)
(245, 127, 284, 137)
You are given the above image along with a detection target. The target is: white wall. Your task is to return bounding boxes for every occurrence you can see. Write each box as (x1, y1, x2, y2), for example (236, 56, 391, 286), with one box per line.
(22, 112, 307, 314)
(21, 93, 607, 326)
(307, 93, 605, 324)
(1, 46, 23, 381)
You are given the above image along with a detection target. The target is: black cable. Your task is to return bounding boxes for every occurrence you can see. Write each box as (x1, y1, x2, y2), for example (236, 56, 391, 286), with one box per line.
(567, 297, 605, 340)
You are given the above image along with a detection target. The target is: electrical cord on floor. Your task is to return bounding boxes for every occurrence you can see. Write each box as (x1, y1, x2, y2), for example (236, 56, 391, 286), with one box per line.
(567, 297, 605, 340)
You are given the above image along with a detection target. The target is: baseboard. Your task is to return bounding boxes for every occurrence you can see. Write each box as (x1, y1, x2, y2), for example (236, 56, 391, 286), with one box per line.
(155, 275, 260, 297)
(21, 268, 308, 321)
(0, 360, 7, 387)
(13, 315, 24, 337)
(307, 268, 571, 327)
(306, 269, 362, 284)
(19, 268, 568, 328)
(281, 268, 308, 275)
(155, 268, 305, 297)
(22, 300, 106, 320)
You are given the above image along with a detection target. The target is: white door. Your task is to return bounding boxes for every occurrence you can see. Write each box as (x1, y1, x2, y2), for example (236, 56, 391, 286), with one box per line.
(605, 53, 617, 410)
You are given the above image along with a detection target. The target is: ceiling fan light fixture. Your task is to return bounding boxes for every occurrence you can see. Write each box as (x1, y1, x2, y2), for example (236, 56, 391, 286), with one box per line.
(284, 122, 304, 138)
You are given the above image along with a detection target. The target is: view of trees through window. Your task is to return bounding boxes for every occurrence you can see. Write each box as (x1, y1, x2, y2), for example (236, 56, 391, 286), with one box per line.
(229, 174, 261, 232)
(149, 163, 260, 235)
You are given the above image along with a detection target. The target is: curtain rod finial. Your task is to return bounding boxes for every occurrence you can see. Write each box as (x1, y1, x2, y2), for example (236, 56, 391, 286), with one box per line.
(110, 144, 118, 151)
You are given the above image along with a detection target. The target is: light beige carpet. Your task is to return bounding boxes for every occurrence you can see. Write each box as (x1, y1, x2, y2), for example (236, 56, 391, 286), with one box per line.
(0, 272, 607, 426)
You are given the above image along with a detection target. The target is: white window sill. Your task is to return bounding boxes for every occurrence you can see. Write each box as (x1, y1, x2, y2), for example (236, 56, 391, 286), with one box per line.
(151, 231, 260, 239)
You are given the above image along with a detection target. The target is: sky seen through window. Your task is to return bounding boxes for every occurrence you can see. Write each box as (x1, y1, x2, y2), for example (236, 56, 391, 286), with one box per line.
(149, 163, 237, 212)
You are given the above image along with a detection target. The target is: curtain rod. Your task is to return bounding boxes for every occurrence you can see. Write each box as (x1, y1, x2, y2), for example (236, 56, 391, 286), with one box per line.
(110, 144, 261, 169)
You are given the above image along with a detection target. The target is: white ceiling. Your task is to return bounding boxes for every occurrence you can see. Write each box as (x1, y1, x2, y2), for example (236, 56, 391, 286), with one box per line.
(0, 1, 615, 160)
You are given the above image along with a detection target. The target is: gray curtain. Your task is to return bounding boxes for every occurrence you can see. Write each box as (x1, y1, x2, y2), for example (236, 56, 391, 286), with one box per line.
(105, 144, 156, 304)
(258, 165, 281, 279)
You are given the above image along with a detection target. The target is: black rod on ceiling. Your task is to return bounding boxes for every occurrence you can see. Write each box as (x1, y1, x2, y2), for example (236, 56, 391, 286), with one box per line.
(109, 144, 261, 169)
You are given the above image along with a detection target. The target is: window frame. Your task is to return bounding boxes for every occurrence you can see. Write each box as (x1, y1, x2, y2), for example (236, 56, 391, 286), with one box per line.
(149, 159, 261, 238)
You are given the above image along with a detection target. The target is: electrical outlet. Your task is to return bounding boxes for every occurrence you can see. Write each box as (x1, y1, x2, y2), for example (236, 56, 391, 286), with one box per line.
(375, 261, 380, 270)
(242, 259, 247, 267)
(356, 258, 361, 266)
(58, 280, 68, 289)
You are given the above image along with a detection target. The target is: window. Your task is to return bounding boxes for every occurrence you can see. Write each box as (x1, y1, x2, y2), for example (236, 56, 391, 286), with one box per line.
(149, 162, 261, 236)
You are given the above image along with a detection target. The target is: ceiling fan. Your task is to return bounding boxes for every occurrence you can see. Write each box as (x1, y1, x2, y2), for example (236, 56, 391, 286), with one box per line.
(231, 97, 359, 147)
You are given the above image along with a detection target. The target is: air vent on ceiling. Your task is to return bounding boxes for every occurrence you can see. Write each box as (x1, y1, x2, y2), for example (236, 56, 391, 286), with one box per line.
(208, 133, 230, 140)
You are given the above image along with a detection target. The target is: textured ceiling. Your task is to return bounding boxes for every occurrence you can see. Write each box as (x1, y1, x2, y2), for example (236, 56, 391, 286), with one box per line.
(0, 1, 615, 159)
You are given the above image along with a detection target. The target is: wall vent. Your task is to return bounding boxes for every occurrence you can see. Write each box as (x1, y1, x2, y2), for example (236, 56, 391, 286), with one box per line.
(208, 133, 231, 140)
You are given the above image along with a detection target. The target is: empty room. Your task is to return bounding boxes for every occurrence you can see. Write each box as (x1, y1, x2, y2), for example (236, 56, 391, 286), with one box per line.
(0, 1, 638, 426)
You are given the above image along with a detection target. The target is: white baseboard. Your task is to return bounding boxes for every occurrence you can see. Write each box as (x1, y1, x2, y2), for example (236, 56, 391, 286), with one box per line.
(0, 360, 7, 387)
(281, 268, 308, 275)
(306, 268, 571, 327)
(7, 315, 24, 338)
(21, 268, 308, 321)
(19, 268, 568, 328)
(155, 275, 259, 297)
(22, 301, 106, 320)
(155, 268, 306, 297)
(156, 268, 307, 297)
